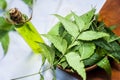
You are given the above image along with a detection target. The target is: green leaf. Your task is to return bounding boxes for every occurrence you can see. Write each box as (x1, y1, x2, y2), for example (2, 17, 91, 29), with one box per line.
(94, 39, 112, 51)
(0, 30, 8, 41)
(0, 17, 11, 55)
(84, 52, 102, 67)
(0, 0, 7, 10)
(78, 31, 109, 41)
(54, 14, 79, 38)
(97, 57, 111, 75)
(43, 34, 67, 54)
(108, 36, 120, 42)
(64, 13, 73, 20)
(68, 41, 80, 49)
(80, 8, 95, 24)
(72, 12, 92, 32)
(62, 31, 72, 46)
(38, 43, 55, 65)
(40, 74, 44, 80)
(0, 17, 13, 31)
(84, 47, 107, 67)
(48, 13, 73, 35)
(79, 42, 95, 60)
(65, 52, 86, 80)
(23, 0, 34, 8)
(94, 39, 120, 60)
(41, 53, 46, 66)
(48, 22, 62, 35)
(72, 12, 84, 32)
(0, 17, 11, 54)
(1, 33, 9, 55)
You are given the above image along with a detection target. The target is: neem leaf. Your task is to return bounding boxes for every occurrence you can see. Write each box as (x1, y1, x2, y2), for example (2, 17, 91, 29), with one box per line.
(48, 13, 73, 35)
(1, 33, 9, 55)
(84, 47, 107, 67)
(38, 43, 55, 65)
(43, 34, 67, 54)
(0, 0, 7, 10)
(0, 17, 12, 55)
(80, 8, 95, 24)
(54, 14, 79, 38)
(94, 39, 112, 51)
(97, 57, 111, 75)
(84, 53, 102, 66)
(108, 35, 120, 43)
(0, 17, 13, 31)
(48, 22, 62, 35)
(68, 41, 80, 49)
(72, 12, 84, 31)
(0, 30, 8, 41)
(72, 12, 92, 32)
(79, 42, 95, 60)
(65, 52, 86, 80)
(94, 38, 120, 60)
(78, 31, 109, 41)
(41, 53, 46, 66)
(23, 0, 34, 8)
(40, 74, 44, 80)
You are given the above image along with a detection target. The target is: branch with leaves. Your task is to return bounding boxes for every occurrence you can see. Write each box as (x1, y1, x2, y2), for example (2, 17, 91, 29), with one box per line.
(1, 1, 120, 80)
(39, 8, 120, 80)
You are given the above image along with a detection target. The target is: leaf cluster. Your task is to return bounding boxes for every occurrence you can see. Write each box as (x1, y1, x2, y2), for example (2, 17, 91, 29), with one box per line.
(0, 17, 13, 55)
(38, 8, 120, 80)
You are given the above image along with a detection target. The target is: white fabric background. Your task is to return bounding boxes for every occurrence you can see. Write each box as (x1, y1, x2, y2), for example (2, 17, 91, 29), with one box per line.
(0, 0, 106, 80)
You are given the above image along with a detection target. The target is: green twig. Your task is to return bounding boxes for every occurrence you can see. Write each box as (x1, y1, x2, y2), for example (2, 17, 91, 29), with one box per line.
(11, 72, 39, 80)
(11, 67, 52, 80)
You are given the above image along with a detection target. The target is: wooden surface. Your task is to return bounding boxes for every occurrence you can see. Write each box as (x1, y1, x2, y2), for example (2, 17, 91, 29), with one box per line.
(87, 0, 120, 79)
(99, 0, 120, 36)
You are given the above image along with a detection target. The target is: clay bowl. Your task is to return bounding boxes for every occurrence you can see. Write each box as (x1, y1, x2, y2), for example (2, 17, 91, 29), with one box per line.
(112, 61, 120, 71)
(57, 64, 97, 79)
(58, 64, 97, 72)
(57, 64, 111, 80)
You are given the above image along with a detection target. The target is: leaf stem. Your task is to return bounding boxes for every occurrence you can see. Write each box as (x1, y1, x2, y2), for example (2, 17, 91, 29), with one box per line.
(11, 72, 39, 80)
(68, 32, 81, 49)
(53, 55, 64, 65)
(11, 67, 52, 80)
(39, 66, 52, 73)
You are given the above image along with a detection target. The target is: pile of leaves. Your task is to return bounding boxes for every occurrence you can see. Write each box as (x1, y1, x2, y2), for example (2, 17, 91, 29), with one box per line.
(38, 8, 120, 80)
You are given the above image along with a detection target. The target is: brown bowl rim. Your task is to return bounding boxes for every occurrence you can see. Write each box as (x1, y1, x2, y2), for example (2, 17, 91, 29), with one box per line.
(57, 64, 97, 73)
